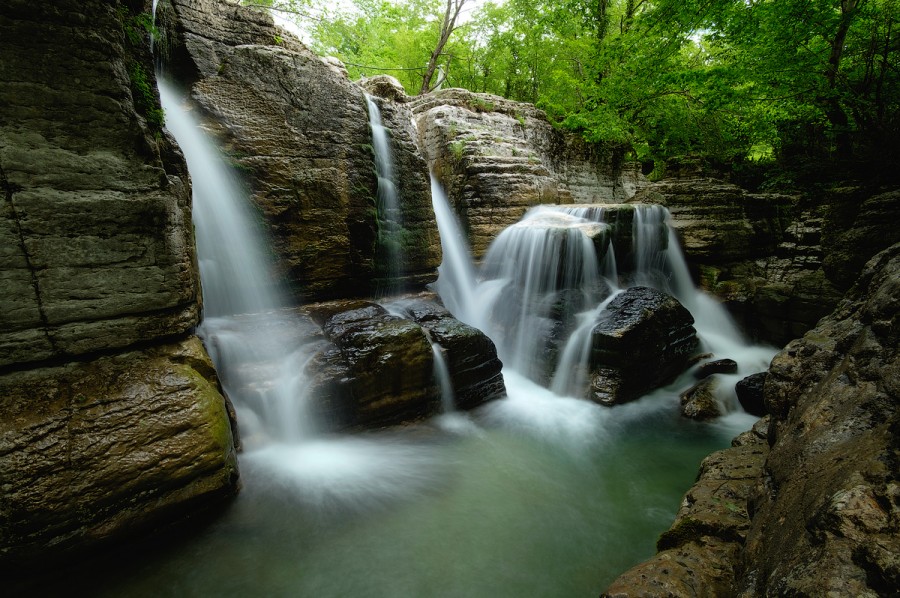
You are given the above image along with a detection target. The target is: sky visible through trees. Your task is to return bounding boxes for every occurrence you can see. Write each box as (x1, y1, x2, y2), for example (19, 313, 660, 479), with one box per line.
(245, 0, 899, 187)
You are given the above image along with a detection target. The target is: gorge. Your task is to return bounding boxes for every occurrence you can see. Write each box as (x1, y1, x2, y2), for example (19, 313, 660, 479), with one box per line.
(2, 0, 897, 596)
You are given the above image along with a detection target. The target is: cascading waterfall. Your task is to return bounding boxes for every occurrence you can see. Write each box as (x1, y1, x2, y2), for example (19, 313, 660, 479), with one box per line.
(158, 78, 320, 445)
(365, 93, 404, 294)
(431, 181, 774, 410)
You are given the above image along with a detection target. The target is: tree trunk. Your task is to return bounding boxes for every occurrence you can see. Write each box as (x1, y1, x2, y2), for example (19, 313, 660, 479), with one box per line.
(825, 0, 865, 157)
(420, 0, 467, 94)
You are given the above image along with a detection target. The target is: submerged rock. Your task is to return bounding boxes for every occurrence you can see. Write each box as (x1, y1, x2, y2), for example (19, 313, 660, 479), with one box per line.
(589, 287, 700, 405)
(680, 377, 724, 420)
(694, 358, 738, 379)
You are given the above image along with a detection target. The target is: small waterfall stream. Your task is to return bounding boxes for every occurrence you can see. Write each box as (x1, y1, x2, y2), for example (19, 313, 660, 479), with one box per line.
(366, 93, 405, 294)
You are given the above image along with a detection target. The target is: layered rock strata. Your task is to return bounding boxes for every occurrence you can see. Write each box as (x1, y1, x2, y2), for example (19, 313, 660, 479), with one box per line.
(1, 0, 238, 567)
(161, 0, 441, 300)
(603, 243, 900, 595)
(410, 88, 646, 258)
(634, 178, 900, 347)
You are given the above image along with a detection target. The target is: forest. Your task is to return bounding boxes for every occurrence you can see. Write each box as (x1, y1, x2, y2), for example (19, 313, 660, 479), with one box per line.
(245, 0, 900, 189)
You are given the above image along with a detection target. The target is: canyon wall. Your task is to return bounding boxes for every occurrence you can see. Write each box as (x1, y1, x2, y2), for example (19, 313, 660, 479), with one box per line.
(0, 0, 238, 568)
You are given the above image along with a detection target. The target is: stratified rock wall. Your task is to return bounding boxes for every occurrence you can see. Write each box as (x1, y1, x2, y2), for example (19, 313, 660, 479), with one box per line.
(0, 0, 199, 368)
(162, 0, 441, 300)
(603, 243, 900, 596)
(0, 0, 238, 566)
(633, 178, 900, 347)
(411, 88, 645, 258)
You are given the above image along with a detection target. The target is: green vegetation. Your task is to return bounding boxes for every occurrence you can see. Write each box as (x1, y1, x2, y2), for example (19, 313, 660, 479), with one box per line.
(259, 0, 899, 189)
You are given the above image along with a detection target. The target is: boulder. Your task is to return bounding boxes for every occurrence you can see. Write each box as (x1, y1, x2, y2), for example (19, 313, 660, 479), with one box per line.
(410, 88, 645, 258)
(694, 358, 738, 379)
(395, 297, 506, 410)
(319, 303, 438, 426)
(589, 287, 700, 405)
(735, 372, 767, 416)
(161, 0, 440, 300)
(0, 336, 238, 567)
(680, 377, 723, 420)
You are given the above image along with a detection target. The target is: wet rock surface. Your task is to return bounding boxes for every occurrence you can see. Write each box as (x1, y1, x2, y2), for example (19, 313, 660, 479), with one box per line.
(0, 0, 199, 368)
(604, 242, 900, 596)
(0, 0, 237, 569)
(0, 336, 239, 568)
(735, 372, 767, 416)
(589, 287, 700, 405)
(394, 298, 506, 410)
(680, 377, 723, 420)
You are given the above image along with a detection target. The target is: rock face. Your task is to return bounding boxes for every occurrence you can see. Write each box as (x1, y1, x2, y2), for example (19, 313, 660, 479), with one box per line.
(411, 88, 646, 258)
(1, 0, 199, 368)
(603, 243, 900, 596)
(0, 0, 238, 567)
(0, 337, 238, 567)
(161, 0, 441, 300)
(603, 418, 770, 598)
(589, 287, 700, 405)
(633, 178, 900, 347)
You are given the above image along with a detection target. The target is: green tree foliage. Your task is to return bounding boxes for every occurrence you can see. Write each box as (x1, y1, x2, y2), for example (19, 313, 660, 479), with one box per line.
(268, 0, 899, 186)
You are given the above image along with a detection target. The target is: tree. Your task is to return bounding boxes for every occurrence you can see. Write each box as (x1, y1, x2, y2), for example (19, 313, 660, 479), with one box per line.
(420, 0, 470, 93)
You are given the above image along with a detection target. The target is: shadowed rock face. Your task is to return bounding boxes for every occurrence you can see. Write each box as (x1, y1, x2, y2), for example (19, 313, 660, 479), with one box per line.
(0, 0, 199, 368)
(0, 0, 238, 567)
(161, 0, 441, 300)
(633, 178, 900, 347)
(603, 243, 900, 596)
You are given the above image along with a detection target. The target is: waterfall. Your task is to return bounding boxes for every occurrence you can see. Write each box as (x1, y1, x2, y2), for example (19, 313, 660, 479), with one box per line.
(431, 184, 774, 409)
(158, 78, 317, 445)
(365, 93, 404, 294)
(431, 343, 455, 412)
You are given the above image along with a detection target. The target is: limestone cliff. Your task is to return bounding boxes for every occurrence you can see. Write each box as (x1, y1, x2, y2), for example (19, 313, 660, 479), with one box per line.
(410, 88, 646, 258)
(0, 0, 238, 567)
(160, 0, 441, 300)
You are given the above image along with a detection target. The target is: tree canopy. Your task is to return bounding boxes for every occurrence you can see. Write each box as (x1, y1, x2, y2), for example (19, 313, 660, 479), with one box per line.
(247, 0, 900, 188)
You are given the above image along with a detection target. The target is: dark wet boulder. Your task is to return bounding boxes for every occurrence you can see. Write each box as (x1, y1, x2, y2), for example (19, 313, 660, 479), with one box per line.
(735, 372, 767, 416)
(320, 303, 438, 427)
(589, 287, 700, 405)
(395, 298, 506, 410)
(694, 358, 738, 379)
(680, 377, 723, 420)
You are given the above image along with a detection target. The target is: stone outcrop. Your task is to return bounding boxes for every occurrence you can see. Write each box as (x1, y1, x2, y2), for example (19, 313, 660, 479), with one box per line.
(0, 0, 238, 567)
(0, 337, 238, 567)
(300, 297, 506, 429)
(1, 0, 199, 368)
(603, 242, 900, 596)
(410, 88, 646, 258)
(633, 178, 900, 347)
(589, 287, 700, 405)
(160, 0, 441, 300)
(392, 297, 506, 410)
(603, 417, 770, 597)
